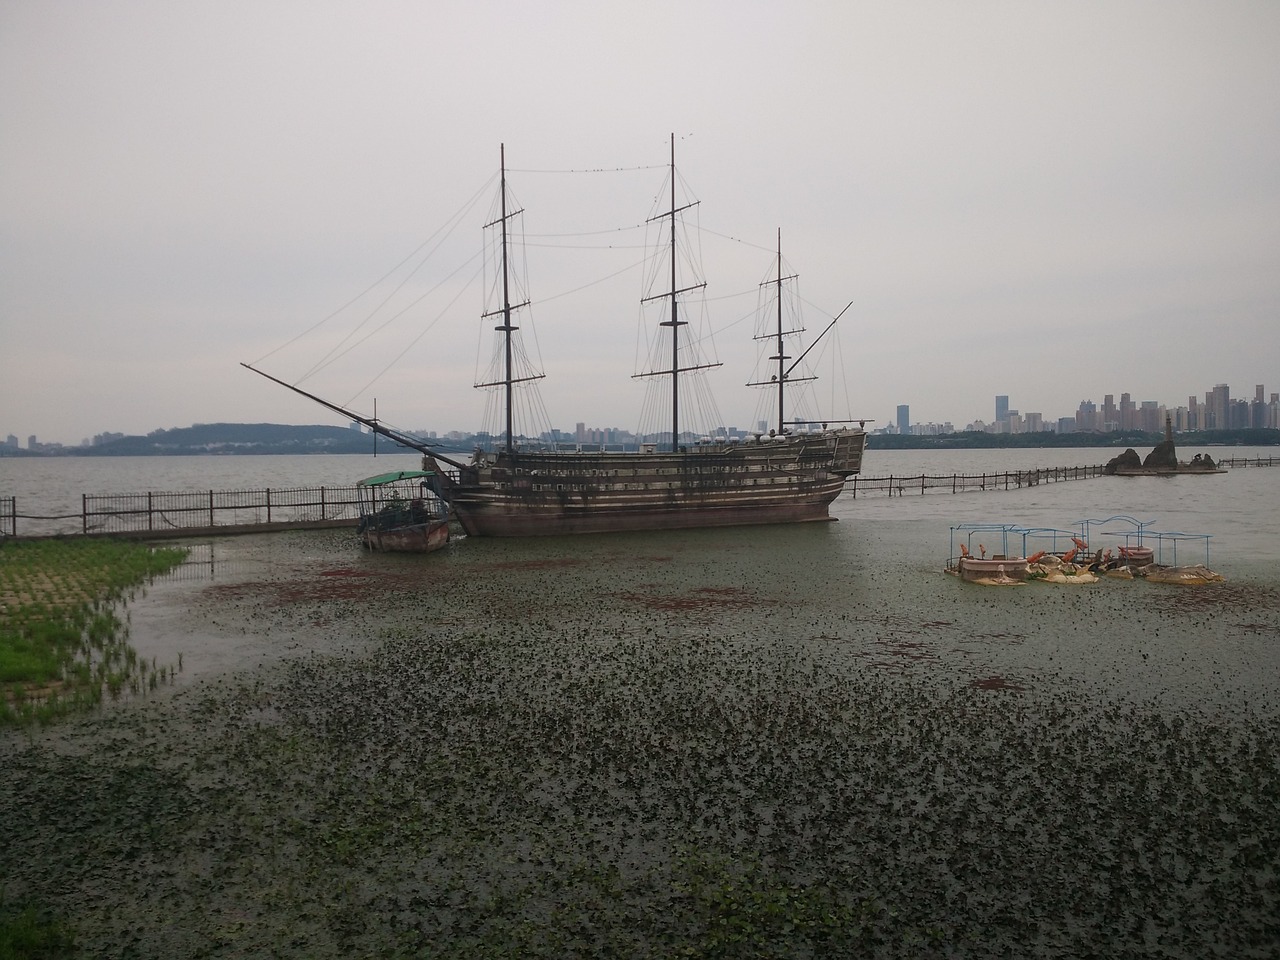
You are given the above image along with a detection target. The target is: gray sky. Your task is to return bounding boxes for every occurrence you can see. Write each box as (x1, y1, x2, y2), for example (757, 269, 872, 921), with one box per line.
(3, 0, 1278, 445)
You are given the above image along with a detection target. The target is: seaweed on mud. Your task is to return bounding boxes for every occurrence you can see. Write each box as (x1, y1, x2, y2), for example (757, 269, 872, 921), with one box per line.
(3, 530, 1279, 958)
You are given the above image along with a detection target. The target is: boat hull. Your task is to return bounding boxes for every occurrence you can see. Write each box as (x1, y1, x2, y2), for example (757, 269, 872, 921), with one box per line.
(956, 557, 1029, 582)
(438, 429, 865, 537)
(360, 519, 450, 553)
(1117, 546, 1154, 565)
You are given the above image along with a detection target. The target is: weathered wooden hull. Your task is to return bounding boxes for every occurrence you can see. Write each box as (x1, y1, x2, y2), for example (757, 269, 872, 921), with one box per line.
(440, 428, 866, 537)
(360, 519, 450, 553)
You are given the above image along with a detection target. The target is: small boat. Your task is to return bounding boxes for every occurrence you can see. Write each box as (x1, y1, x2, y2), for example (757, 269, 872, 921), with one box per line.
(946, 524, 1031, 583)
(1117, 545, 1155, 566)
(955, 556, 1029, 584)
(356, 470, 451, 553)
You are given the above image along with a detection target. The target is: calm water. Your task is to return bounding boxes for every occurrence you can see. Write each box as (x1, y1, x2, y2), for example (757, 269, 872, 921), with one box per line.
(3, 447, 1278, 564)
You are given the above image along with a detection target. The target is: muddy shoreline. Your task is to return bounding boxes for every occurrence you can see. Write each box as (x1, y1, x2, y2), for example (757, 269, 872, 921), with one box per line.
(3, 527, 1278, 957)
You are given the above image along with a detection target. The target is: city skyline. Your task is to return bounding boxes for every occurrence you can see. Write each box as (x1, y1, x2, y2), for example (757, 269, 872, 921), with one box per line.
(894, 378, 1280, 436)
(7, 375, 1279, 453)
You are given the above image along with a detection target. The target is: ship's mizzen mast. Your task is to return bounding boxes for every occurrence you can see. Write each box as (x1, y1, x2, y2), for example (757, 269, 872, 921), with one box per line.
(636, 133, 717, 451)
(772, 229, 797, 433)
(748, 230, 811, 435)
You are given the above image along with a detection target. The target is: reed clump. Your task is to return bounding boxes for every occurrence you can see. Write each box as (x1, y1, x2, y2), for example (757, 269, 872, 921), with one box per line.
(0, 538, 186, 725)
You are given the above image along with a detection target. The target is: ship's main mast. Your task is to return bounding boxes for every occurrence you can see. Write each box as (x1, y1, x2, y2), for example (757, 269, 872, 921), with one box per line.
(640, 134, 713, 451)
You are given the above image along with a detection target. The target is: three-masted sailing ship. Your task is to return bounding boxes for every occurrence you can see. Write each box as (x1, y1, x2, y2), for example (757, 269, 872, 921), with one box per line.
(246, 139, 866, 537)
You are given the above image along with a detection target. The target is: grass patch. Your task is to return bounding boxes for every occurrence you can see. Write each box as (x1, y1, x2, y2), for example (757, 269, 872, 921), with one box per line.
(0, 898, 75, 959)
(0, 538, 186, 726)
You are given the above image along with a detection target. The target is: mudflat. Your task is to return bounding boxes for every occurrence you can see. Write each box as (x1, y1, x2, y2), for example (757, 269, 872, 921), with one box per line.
(3, 526, 1278, 958)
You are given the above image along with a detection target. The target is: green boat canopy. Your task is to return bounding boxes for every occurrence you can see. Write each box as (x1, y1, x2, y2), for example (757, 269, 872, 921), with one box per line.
(357, 470, 438, 487)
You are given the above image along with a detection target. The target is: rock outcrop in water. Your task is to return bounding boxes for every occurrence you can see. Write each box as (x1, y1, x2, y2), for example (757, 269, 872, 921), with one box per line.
(1104, 448, 1142, 474)
(1142, 439, 1179, 470)
(1106, 414, 1225, 475)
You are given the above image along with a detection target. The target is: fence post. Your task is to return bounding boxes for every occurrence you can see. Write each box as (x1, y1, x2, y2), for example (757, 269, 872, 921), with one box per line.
(209, 491, 215, 528)
(921, 475, 926, 495)
(82, 493, 88, 535)
(952, 474, 957, 494)
(321, 486, 326, 520)
(266, 488, 271, 524)
(888, 475, 894, 497)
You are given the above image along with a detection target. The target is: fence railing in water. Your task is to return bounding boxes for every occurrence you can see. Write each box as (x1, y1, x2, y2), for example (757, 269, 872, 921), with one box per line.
(1215, 456, 1278, 467)
(77, 485, 366, 537)
(0, 487, 364, 538)
(847, 464, 1108, 497)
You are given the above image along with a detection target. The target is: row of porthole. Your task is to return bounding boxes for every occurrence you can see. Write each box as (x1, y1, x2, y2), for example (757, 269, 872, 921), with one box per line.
(505, 477, 795, 493)
(510, 462, 798, 480)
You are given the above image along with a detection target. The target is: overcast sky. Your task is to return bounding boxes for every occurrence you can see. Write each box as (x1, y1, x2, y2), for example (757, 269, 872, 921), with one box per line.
(3, 1, 1278, 445)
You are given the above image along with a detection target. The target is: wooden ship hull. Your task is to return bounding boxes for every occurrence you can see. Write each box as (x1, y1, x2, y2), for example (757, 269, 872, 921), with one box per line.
(440, 430, 866, 537)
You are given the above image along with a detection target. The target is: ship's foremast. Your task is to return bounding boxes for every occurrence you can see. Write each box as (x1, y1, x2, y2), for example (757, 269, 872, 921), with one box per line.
(475, 144, 544, 454)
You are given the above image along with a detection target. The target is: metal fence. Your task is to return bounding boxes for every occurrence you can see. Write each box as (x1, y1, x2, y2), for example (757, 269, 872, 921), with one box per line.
(77, 485, 365, 536)
(846, 465, 1108, 497)
(0, 486, 363, 538)
(1217, 456, 1278, 467)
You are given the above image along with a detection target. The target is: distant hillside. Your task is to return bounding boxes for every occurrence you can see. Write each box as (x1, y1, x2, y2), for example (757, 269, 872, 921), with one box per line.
(76, 423, 435, 456)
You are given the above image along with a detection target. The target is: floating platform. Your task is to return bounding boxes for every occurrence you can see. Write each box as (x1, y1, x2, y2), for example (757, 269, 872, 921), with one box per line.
(947, 518, 1223, 586)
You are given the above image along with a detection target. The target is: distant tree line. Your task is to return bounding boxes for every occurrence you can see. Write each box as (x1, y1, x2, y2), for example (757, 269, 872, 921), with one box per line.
(1, 423, 465, 457)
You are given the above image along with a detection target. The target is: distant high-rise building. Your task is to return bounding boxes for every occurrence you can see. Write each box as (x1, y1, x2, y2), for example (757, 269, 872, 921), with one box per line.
(1075, 399, 1098, 432)
(1139, 401, 1161, 433)
(1119, 393, 1136, 431)
(1102, 394, 1117, 431)
(1207, 383, 1229, 430)
(896, 404, 910, 434)
(995, 395, 1009, 424)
